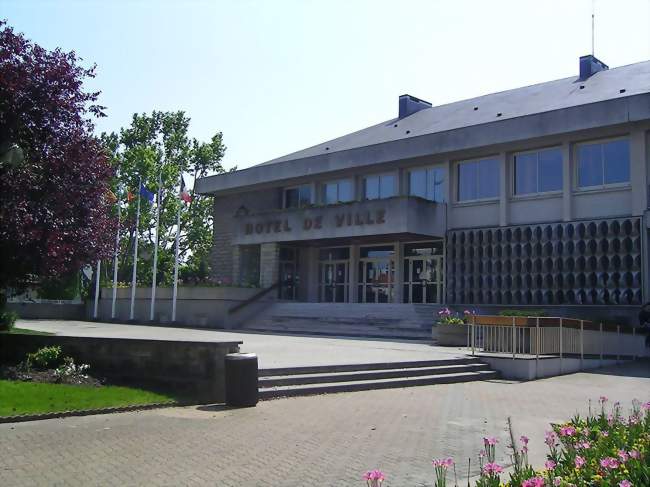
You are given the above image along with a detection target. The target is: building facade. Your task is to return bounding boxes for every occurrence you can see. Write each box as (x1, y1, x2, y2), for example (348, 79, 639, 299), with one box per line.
(196, 56, 650, 319)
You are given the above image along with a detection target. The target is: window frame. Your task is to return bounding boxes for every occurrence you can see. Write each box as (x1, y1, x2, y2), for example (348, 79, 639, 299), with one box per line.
(323, 179, 355, 204)
(407, 165, 447, 203)
(362, 172, 397, 200)
(282, 184, 313, 209)
(512, 146, 563, 198)
(574, 136, 631, 192)
(455, 157, 500, 203)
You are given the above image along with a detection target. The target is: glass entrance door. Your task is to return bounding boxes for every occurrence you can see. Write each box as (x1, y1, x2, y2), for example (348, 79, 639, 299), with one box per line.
(359, 259, 395, 303)
(319, 261, 349, 302)
(403, 256, 443, 303)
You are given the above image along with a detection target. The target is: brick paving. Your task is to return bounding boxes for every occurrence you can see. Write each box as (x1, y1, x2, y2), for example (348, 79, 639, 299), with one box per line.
(1, 361, 649, 487)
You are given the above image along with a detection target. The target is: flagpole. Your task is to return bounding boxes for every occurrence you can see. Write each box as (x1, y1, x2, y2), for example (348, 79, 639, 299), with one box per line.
(172, 174, 182, 323)
(93, 260, 101, 319)
(111, 197, 121, 320)
(149, 173, 162, 322)
(129, 176, 141, 321)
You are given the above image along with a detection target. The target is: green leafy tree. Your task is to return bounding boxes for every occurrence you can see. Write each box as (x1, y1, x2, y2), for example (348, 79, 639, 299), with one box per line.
(103, 111, 226, 286)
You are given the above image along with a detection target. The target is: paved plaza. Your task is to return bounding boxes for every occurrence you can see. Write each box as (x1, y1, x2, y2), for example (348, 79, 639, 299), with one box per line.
(1, 355, 649, 486)
(16, 319, 466, 369)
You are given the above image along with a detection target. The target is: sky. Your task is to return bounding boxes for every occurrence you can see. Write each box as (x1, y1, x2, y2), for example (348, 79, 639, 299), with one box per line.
(3, 0, 650, 173)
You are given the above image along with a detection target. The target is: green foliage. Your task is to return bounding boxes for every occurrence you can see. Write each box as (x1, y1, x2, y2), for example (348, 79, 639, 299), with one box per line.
(0, 310, 18, 331)
(101, 111, 226, 286)
(38, 273, 80, 300)
(498, 309, 547, 317)
(26, 346, 62, 370)
(0, 380, 175, 416)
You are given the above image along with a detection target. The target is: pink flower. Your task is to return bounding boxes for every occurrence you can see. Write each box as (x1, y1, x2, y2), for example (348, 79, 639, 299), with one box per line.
(481, 462, 503, 476)
(522, 477, 545, 487)
(599, 396, 608, 404)
(559, 426, 577, 437)
(641, 401, 650, 411)
(478, 449, 486, 459)
(520, 435, 529, 445)
(483, 436, 498, 446)
(522, 446, 529, 454)
(545, 431, 557, 446)
(600, 457, 619, 469)
(363, 469, 385, 482)
(618, 450, 629, 463)
(600, 430, 609, 437)
(545, 460, 557, 470)
(629, 449, 640, 459)
(578, 441, 591, 449)
(553, 478, 562, 487)
(618, 481, 632, 487)
(575, 456, 586, 468)
(432, 457, 454, 469)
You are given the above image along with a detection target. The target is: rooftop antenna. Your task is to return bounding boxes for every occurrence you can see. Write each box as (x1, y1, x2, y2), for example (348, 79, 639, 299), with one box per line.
(591, 0, 595, 55)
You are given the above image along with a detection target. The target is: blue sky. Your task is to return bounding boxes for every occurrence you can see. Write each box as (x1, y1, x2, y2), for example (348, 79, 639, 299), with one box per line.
(4, 0, 650, 172)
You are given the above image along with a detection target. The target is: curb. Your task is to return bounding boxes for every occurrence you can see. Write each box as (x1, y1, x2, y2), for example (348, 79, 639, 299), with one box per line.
(0, 400, 192, 424)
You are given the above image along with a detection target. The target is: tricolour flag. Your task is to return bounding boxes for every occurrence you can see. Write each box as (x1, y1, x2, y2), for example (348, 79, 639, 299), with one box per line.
(140, 183, 155, 203)
(180, 177, 192, 204)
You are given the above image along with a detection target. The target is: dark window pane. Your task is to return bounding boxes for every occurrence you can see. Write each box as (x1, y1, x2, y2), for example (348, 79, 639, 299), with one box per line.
(380, 174, 395, 198)
(427, 168, 446, 202)
(514, 153, 537, 195)
(604, 140, 630, 184)
(578, 143, 603, 187)
(410, 169, 427, 198)
(338, 180, 354, 202)
(284, 188, 299, 208)
(458, 162, 478, 201)
(299, 185, 311, 206)
(360, 245, 394, 258)
(325, 183, 338, 204)
(538, 149, 563, 192)
(478, 158, 499, 199)
(364, 175, 379, 200)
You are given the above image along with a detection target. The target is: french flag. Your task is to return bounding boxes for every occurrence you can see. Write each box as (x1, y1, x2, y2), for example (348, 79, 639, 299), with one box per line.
(180, 177, 192, 204)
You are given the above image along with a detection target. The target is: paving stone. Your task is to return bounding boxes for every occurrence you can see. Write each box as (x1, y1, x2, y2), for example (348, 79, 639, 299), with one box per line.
(1, 362, 648, 486)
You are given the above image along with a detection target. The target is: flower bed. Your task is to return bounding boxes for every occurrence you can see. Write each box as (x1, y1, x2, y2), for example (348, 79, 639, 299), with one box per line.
(363, 396, 650, 486)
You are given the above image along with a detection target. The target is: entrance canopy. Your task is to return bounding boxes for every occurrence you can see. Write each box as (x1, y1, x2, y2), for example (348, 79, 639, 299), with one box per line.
(231, 196, 445, 245)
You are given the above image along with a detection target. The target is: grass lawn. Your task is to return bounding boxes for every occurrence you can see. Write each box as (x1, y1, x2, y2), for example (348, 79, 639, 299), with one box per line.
(0, 380, 176, 417)
(3, 328, 54, 335)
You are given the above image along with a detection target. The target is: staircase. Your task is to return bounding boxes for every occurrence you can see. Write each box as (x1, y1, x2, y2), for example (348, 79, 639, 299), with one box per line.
(259, 357, 498, 399)
(240, 302, 441, 340)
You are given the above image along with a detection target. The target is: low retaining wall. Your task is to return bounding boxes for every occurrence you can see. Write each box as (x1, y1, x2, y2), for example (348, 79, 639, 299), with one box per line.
(479, 355, 625, 380)
(90, 286, 274, 329)
(6, 302, 86, 320)
(0, 334, 241, 403)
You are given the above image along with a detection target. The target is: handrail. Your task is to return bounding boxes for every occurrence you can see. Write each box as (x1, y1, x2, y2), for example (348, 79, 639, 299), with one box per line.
(471, 315, 638, 333)
(228, 282, 280, 315)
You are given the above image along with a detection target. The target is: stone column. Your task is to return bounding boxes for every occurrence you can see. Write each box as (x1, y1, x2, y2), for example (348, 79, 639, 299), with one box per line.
(393, 241, 403, 303)
(260, 243, 280, 288)
(349, 244, 360, 303)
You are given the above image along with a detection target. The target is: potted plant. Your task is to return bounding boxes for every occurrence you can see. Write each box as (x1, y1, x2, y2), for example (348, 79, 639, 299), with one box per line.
(435, 307, 471, 346)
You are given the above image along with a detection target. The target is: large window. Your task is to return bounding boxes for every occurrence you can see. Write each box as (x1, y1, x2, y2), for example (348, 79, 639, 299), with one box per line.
(324, 179, 354, 204)
(409, 167, 446, 202)
(457, 158, 500, 201)
(363, 173, 395, 200)
(284, 185, 311, 208)
(514, 148, 563, 195)
(577, 139, 630, 188)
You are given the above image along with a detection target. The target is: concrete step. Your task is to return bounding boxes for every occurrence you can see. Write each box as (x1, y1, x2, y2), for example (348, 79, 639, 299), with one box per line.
(259, 370, 499, 399)
(244, 323, 431, 340)
(260, 363, 491, 387)
(259, 357, 485, 376)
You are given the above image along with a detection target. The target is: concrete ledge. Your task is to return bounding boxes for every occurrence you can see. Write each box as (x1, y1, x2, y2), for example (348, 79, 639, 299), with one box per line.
(0, 335, 241, 402)
(6, 302, 85, 320)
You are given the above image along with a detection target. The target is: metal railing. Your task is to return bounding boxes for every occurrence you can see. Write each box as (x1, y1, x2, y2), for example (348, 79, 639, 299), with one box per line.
(467, 315, 646, 366)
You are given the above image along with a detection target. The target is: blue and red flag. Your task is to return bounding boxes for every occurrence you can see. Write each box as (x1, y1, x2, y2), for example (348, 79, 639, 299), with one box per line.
(140, 183, 155, 203)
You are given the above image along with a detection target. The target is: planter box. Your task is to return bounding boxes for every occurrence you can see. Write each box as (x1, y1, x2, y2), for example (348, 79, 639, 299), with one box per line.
(436, 323, 469, 346)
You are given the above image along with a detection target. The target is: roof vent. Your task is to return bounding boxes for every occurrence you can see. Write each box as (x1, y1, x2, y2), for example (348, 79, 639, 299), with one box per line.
(579, 54, 608, 80)
(398, 94, 432, 119)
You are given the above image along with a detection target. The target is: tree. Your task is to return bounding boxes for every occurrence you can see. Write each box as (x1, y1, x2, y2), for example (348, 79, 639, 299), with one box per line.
(103, 111, 226, 286)
(0, 21, 116, 301)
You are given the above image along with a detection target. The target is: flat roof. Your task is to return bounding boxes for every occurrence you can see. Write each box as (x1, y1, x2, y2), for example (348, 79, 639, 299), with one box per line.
(197, 59, 650, 195)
